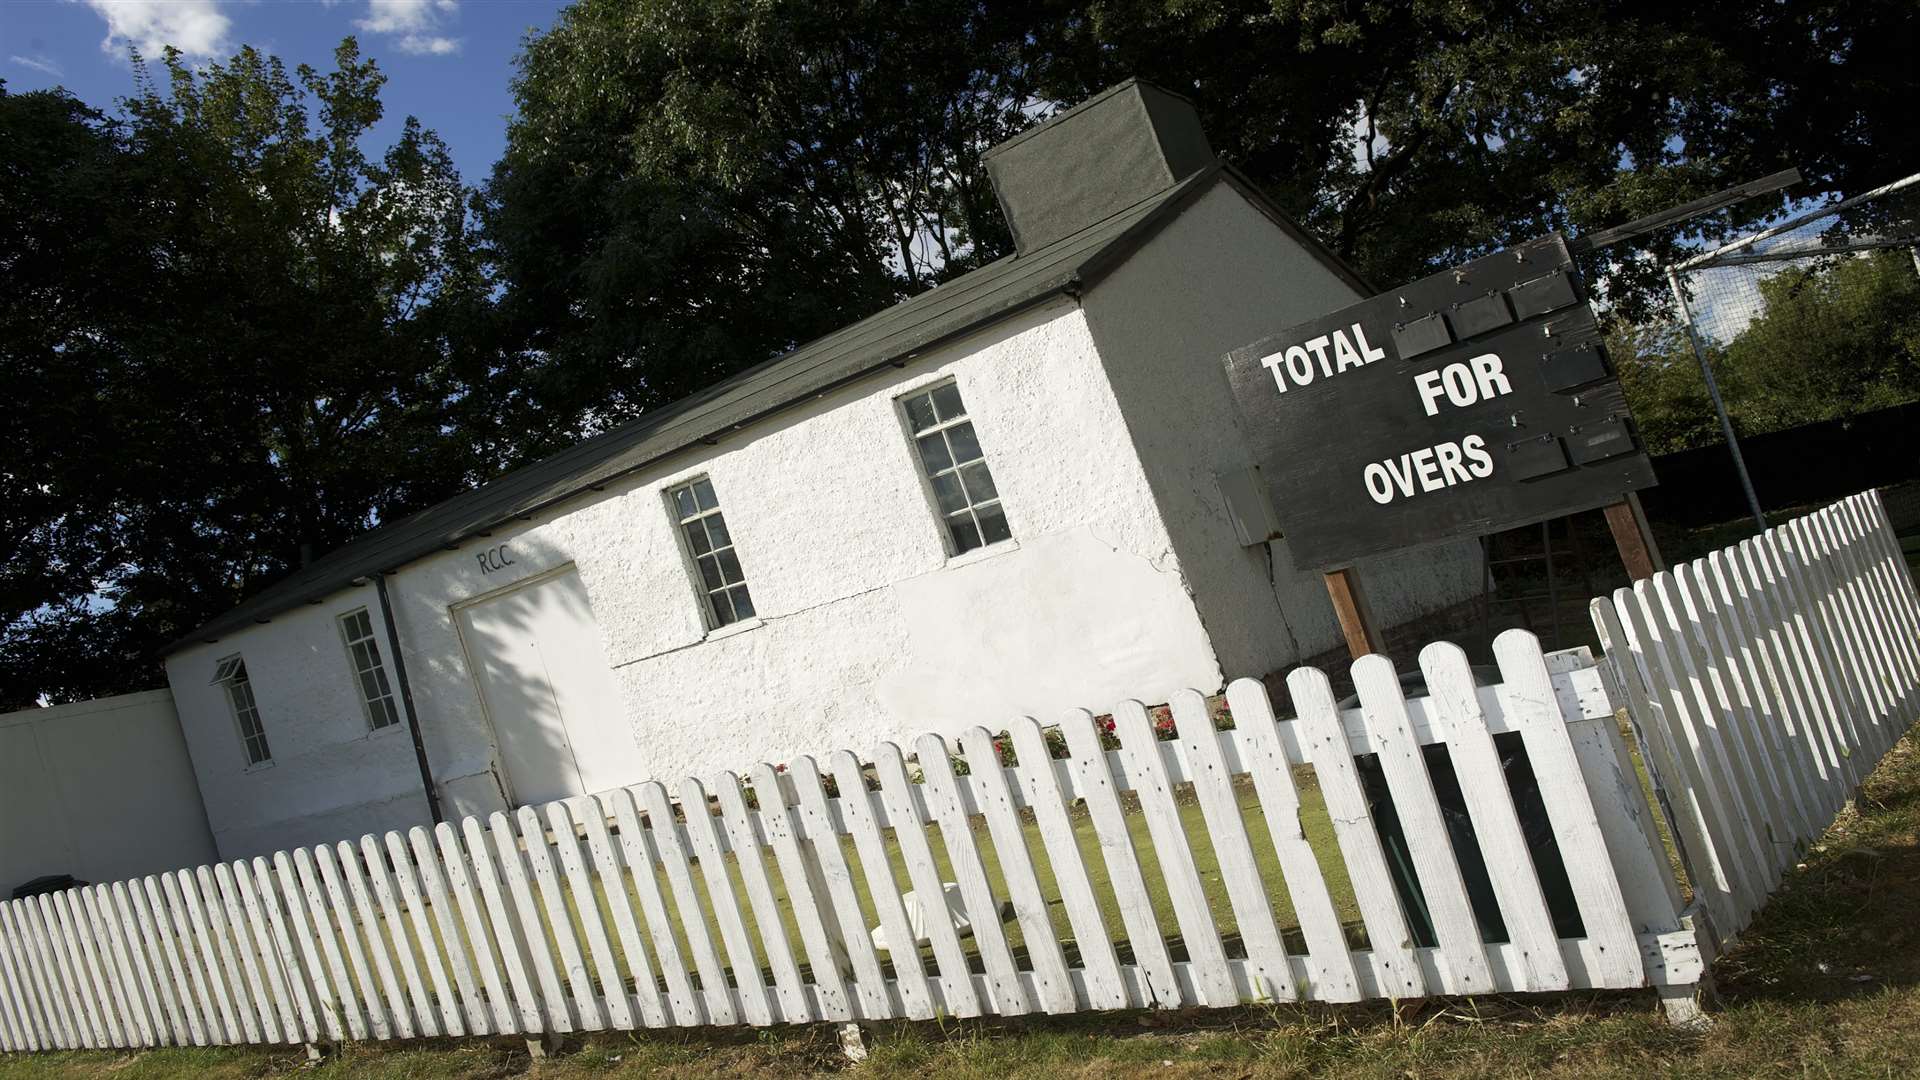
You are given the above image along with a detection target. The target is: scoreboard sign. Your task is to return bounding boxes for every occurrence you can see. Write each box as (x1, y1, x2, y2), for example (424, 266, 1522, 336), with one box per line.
(1224, 234, 1656, 571)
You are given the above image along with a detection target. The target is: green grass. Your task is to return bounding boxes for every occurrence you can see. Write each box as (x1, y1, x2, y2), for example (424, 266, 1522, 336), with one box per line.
(11, 727, 1920, 1078)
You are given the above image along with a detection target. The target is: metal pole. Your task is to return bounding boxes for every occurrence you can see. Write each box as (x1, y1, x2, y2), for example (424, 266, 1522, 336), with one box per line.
(1666, 265, 1767, 531)
(374, 572, 444, 824)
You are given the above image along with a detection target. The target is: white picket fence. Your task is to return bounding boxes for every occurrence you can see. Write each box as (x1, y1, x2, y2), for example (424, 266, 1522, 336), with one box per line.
(0, 489, 1912, 1054)
(1591, 489, 1920, 951)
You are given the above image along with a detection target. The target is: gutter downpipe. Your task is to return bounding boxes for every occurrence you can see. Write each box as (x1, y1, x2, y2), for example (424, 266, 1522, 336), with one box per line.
(373, 571, 444, 824)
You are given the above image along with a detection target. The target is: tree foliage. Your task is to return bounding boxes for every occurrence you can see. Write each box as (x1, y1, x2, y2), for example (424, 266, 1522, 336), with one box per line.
(0, 43, 497, 706)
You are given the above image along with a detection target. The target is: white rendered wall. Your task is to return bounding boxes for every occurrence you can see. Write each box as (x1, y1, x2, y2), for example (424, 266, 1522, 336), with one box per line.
(1080, 185, 1485, 677)
(167, 299, 1222, 850)
(166, 598, 435, 860)
(0, 691, 216, 889)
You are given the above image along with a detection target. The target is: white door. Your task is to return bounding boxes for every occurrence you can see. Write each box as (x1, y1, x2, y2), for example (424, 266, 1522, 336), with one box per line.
(455, 567, 633, 806)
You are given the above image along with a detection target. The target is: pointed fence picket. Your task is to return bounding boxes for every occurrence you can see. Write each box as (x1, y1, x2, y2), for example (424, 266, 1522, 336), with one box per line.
(1593, 490, 1920, 951)
(8, 489, 1917, 1054)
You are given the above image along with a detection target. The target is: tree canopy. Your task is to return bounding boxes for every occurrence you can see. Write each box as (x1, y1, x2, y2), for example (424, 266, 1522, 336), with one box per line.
(5, 1, 1918, 703)
(0, 43, 498, 707)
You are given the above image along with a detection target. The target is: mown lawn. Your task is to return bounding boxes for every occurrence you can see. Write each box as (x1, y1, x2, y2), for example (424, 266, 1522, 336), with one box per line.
(9, 726, 1920, 1078)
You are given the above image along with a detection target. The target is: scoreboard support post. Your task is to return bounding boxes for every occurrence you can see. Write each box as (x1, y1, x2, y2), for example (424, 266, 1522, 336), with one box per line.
(1602, 492, 1664, 581)
(1323, 567, 1386, 659)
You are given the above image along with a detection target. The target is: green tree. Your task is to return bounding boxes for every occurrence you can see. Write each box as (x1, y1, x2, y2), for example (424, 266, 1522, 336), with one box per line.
(490, 0, 1918, 432)
(0, 42, 499, 706)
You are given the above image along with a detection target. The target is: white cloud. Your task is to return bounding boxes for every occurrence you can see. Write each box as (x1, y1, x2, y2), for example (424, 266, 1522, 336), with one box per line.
(355, 0, 461, 56)
(9, 54, 64, 77)
(83, 0, 231, 60)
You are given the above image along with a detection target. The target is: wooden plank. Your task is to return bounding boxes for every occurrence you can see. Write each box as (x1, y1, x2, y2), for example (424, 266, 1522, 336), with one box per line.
(638, 783, 737, 1027)
(170, 874, 239, 1043)
(248, 858, 320, 1045)
(3, 899, 61, 1049)
(513, 806, 600, 1032)
(1770, 524, 1872, 783)
(1859, 492, 1920, 658)
(1818, 505, 1917, 737)
(114, 881, 176, 1047)
(1492, 630, 1643, 987)
(1351, 658, 1494, 996)
(24, 896, 87, 1048)
(1838, 496, 1920, 705)
(1165, 693, 1297, 1003)
(360, 835, 437, 1038)
(208, 866, 274, 1044)
(1113, 701, 1238, 1005)
(786, 756, 889, 1021)
(337, 840, 414, 1040)
(1604, 497, 1662, 580)
(1590, 599, 1735, 940)
(1694, 552, 1808, 841)
(577, 800, 666, 1028)
(65, 887, 126, 1046)
(712, 771, 811, 1024)
(957, 726, 1078, 1014)
(1712, 548, 1825, 842)
(1744, 535, 1850, 802)
(544, 802, 632, 1030)
(915, 732, 1031, 1016)
(1004, 716, 1127, 1010)
(756, 757, 864, 1014)
(1807, 511, 1903, 745)
(1632, 577, 1768, 918)
(281, 851, 352, 1043)
(1288, 667, 1426, 999)
(871, 741, 983, 1017)
(386, 832, 461, 1037)
(829, 749, 936, 1020)
(314, 845, 391, 1041)
(1324, 567, 1386, 658)
(491, 811, 573, 1034)
(1418, 643, 1569, 992)
(100, 883, 160, 1045)
(674, 779, 772, 1026)
(1224, 681, 1362, 1003)
(1055, 709, 1180, 1008)
(1672, 563, 1793, 876)
(145, 875, 210, 1046)
(45, 892, 104, 1047)
(1792, 515, 1894, 753)
(0, 903, 39, 1050)
(608, 787, 703, 1026)
(82, 885, 148, 1046)
(223, 863, 293, 1045)
(436, 822, 516, 1035)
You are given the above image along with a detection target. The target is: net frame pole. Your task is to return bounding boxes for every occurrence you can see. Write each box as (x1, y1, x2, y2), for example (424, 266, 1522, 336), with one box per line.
(1666, 265, 1767, 532)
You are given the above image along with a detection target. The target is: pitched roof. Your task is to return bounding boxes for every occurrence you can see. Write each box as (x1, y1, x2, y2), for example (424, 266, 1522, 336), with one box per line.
(168, 164, 1235, 653)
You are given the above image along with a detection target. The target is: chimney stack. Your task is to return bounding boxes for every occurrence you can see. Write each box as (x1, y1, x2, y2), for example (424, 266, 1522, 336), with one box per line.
(983, 79, 1216, 255)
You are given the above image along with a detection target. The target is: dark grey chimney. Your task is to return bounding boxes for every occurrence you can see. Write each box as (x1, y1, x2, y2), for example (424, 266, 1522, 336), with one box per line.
(983, 79, 1216, 254)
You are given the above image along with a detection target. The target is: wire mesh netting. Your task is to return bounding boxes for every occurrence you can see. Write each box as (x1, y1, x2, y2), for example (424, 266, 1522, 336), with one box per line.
(1669, 179, 1920, 437)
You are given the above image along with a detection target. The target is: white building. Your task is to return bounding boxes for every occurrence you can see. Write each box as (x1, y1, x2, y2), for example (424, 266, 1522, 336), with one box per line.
(162, 81, 1484, 860)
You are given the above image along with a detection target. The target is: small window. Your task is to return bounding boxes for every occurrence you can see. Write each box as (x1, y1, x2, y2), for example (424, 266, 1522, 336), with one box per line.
(211, 655, 272, 767)
(338, 608, 402, 731)
(668, 477, 756, 629)
(901, 381, 1011, 555)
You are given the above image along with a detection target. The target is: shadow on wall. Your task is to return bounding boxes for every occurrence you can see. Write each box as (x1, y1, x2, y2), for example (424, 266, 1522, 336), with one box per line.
(438, 534, 634, 811)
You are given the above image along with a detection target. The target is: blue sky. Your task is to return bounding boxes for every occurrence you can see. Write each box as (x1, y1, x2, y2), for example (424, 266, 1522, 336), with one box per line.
(2, 0, 569, 186)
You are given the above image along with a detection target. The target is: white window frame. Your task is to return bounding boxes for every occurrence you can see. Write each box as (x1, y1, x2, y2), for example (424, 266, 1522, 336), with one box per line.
(210, 654, 272, 768)
(338, 607, 402, 733)
(665, 476, 757, 631)
(897, 379, 1013, 557)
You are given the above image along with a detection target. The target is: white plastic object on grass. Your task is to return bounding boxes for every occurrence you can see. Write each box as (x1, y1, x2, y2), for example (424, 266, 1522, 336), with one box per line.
(869, 883, 1013, 953)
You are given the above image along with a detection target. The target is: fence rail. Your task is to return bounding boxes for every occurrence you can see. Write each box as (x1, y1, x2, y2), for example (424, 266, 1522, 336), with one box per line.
(0, 489, 1914, 1054)
(1592, 489, 1920, 948)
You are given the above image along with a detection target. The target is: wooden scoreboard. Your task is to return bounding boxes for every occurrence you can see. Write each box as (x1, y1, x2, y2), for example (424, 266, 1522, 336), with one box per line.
(1223, 235, 1659, 654)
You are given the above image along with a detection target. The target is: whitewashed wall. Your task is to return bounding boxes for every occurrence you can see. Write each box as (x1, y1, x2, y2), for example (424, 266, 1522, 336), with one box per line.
(167, 299, 1223, 856)
(0, 692, 215, 891)
(165, 600, 435, 861)
(1081, 184, 1485, 675)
